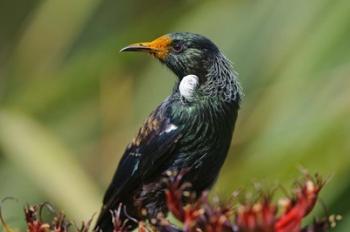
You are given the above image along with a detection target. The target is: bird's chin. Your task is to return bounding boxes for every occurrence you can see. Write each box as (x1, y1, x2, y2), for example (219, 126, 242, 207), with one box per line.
(161, 58, 193, 79)
(175, 71, 188, 80)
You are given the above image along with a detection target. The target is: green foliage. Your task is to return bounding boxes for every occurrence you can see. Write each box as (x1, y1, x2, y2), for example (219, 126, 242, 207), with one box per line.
(0, 0, 349, 230)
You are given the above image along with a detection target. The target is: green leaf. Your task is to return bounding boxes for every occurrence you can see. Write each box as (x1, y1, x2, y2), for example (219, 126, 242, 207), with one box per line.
(0, 110, 102, 222)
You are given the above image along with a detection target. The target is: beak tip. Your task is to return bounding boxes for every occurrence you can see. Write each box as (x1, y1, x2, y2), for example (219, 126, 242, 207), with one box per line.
(119, 43, 153, 53)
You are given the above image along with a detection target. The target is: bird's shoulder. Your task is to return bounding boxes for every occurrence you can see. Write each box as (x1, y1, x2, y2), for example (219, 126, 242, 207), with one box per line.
(129, 112, 164, 148)
(101, 99, 182, 205)
(121, 92, 208, 167)
(126, 98, 182, 155)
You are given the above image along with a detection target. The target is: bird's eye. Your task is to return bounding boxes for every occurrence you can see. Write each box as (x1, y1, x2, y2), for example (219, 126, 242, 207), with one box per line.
(173, 43, 184, 53)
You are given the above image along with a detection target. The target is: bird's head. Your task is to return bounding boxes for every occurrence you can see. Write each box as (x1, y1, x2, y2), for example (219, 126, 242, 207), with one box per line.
(121, 32, 242, 103)
(120, 32, 220, 80)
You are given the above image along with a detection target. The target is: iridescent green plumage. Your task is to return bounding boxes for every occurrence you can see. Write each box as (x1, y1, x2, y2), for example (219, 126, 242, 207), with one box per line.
(95, 32, 242, 231)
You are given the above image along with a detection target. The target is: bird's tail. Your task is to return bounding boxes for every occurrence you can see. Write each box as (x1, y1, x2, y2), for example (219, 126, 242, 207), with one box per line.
(94, 206, 114, 232)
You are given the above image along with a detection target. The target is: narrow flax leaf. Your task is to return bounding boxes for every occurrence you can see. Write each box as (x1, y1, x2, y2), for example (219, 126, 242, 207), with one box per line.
(0, 110, 102, 222)
(13, 0, 102, 77)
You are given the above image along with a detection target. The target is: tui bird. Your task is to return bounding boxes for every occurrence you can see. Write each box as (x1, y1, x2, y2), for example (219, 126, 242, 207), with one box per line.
(95, 32, 242, 231)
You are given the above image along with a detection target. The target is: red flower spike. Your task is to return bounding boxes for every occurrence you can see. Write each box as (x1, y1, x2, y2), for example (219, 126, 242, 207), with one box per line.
(163, 170, 192, 222)
(24, 206, 50, 232)
(275, 176, 325, 232)
(200, 203, 233, 232)
(52, 213, 69, 232)
(110, 203, 135, 232)
(233, 174, 327, 232)
(76, 213, 95, 232)
(182, 200, 204, 231)
(236, 200, 276, 232)
(0, 172, 334, 232)
(165, 187, 185, 222)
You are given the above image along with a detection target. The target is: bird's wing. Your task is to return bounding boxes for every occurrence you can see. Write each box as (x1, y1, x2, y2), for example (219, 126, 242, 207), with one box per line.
(100, 106, 182, 213)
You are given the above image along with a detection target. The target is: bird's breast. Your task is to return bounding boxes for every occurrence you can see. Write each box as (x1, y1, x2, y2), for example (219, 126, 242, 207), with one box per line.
(168, 100, 237, 171)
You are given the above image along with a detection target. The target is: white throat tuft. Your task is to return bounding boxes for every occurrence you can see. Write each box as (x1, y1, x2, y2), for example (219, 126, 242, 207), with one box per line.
(179, 74, 199, 101)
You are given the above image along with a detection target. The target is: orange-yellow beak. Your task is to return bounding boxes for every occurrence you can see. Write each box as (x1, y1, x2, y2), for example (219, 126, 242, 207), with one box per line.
(120, 35, 172, 60)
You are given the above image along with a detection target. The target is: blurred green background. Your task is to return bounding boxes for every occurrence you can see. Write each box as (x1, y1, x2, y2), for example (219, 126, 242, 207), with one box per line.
(0, 0, 350, 230)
